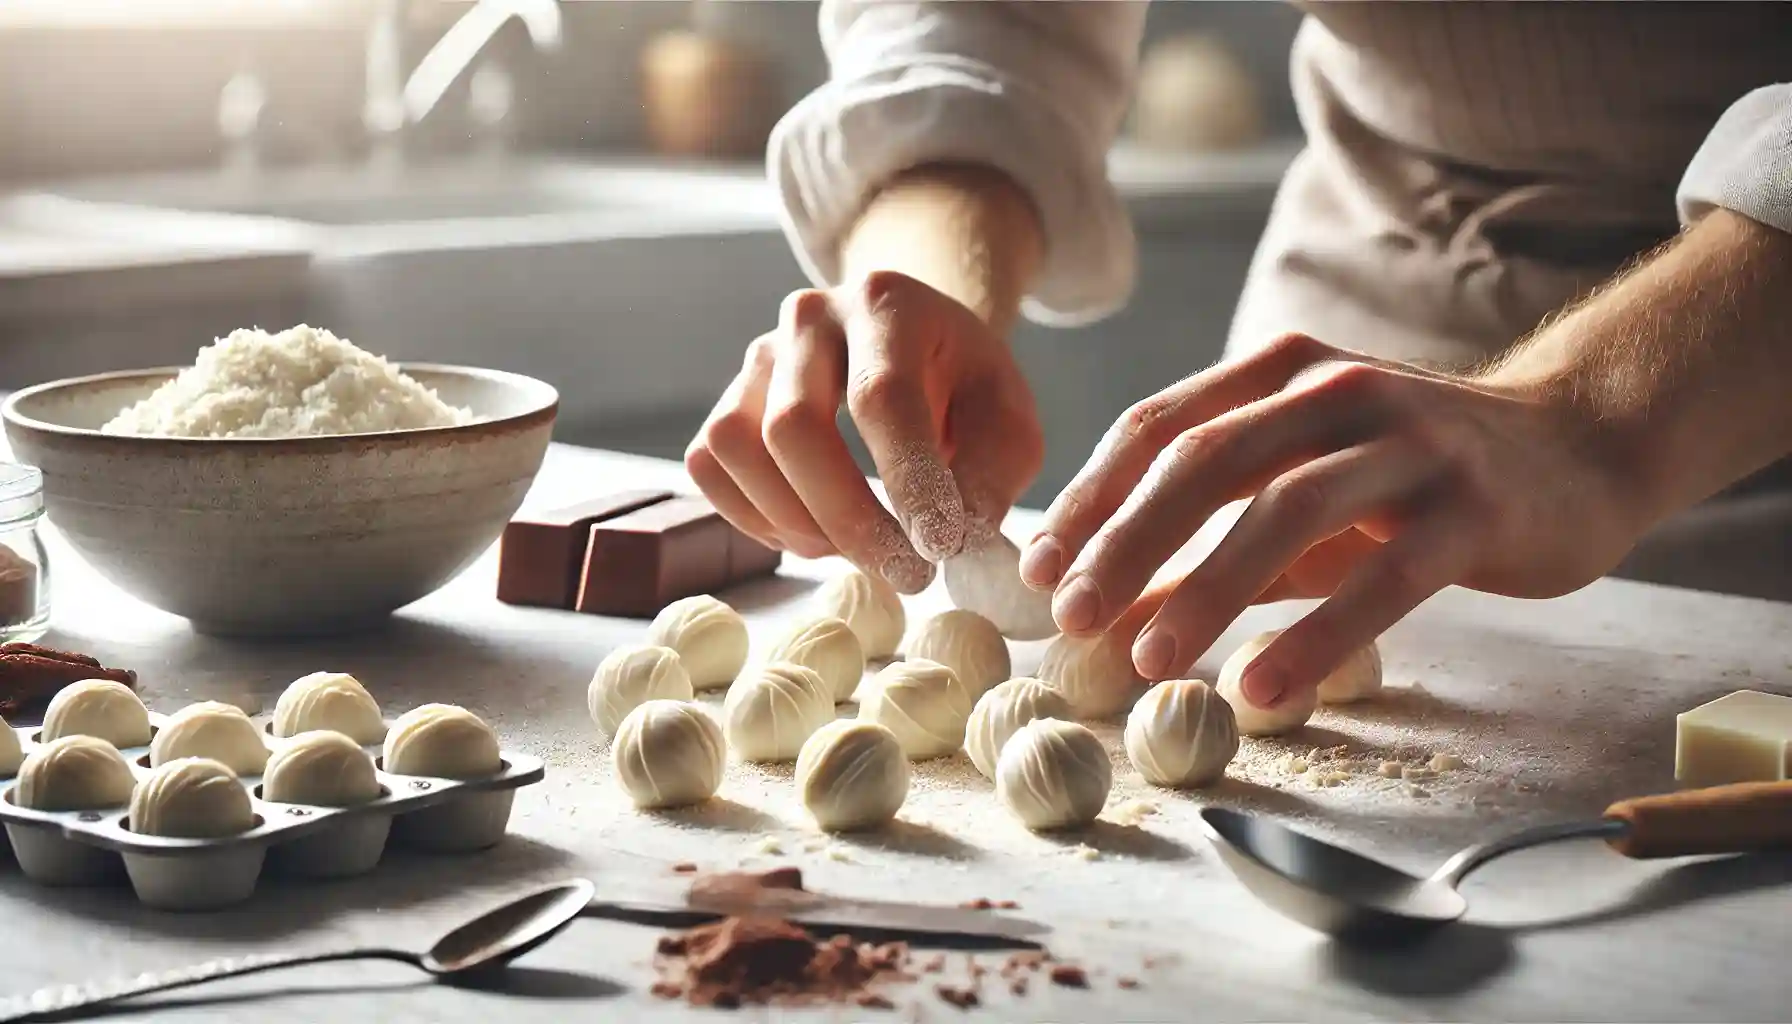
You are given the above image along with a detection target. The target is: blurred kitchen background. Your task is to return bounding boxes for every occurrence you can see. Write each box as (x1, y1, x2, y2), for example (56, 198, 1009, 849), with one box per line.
(0, 0, 1304, 508)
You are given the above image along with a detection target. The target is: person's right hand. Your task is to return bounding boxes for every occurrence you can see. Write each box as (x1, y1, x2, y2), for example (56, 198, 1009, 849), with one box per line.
(685, 270, 1044, 594)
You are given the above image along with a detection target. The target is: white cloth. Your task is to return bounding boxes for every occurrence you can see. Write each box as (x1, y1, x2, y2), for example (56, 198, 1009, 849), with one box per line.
(767, 1, 1146, 327)
(769, 1, 1792, 327)
(1678, 84, 1792, 235)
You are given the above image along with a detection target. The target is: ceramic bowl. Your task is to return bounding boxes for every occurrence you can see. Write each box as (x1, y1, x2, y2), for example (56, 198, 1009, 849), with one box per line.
(2, 365, 557, 636)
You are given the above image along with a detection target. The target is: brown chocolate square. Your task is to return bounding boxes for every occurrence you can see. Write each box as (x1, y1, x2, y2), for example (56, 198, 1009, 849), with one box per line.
(496, 490, 674, 608)
(575, 496, 734, 618)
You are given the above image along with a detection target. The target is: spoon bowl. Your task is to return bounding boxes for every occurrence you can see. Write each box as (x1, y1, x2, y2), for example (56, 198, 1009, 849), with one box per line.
(1200, 779, 1792, 943)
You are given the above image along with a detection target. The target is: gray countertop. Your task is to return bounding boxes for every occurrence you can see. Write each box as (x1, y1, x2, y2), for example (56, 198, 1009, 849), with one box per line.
(5, 442, 1790, 1021)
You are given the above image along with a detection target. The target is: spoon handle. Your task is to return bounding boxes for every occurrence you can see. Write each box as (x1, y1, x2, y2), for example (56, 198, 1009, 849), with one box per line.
(1606, 779, 1792, 859)
(0, 948, 418, 1023)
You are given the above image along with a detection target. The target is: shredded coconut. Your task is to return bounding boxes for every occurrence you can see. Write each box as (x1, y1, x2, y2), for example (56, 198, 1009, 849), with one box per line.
(102, 324, 476, 438)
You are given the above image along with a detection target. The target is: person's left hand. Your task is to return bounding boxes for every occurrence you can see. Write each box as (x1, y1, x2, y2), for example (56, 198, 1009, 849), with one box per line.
(1017, 333, 1656, 712)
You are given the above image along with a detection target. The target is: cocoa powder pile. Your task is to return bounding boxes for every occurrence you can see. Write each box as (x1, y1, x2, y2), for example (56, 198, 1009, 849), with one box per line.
(651, 917, 909, 1009)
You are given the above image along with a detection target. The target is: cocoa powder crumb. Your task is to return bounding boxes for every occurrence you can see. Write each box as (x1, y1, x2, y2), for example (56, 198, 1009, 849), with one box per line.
(959, 898, 996, 910)
(935, 984, 980, 1009)
(651, 915, 901, 1009)
(673, 862, 699, 874)
(857, 992, 895, 1010)
(650, 980, 682, 1000)
(1009, 977, 1029, 997)
(1048, 965, 1089, 989)
(1117, 976, 1141, 990)
(996, 900, 1019, 910)
(920, 955, 946, 974)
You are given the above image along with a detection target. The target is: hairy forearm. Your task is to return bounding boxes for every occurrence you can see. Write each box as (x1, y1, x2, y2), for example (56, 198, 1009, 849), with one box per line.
(840, 163, 1044, 336)
(1489, 209, 1792, 520)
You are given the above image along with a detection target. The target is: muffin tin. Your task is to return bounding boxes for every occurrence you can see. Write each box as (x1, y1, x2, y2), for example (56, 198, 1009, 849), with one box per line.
(0, 713, 544, 911)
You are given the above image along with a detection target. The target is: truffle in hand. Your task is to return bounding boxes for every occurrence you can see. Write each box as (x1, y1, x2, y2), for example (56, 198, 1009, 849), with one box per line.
(1216, 631, 1319, 736)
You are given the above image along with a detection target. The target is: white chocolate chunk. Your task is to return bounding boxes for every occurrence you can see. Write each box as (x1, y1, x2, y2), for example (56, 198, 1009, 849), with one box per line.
(1675, 690, 1792, 787)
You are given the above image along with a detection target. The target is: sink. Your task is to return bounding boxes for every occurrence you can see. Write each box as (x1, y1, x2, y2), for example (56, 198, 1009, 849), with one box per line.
(45, 157, 781, 241)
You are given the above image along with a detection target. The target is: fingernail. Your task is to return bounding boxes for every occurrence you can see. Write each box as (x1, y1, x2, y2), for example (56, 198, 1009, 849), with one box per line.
(1053, 575, 1102, 633)
(1018, 534, 1065, 589)
(785, 533, 835, 559)
(1133, 628, 1177, 680)
(1241, 662, 1284, 708)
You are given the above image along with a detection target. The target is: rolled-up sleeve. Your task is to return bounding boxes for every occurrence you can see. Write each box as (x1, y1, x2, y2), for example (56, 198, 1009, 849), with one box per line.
(768, 1, 1148, 327)
(1677, 84, 1792, 234)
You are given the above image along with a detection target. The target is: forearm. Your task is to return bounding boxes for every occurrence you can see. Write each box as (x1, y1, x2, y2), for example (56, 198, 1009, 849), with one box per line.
(840, 164, 1044, 336)
(1489, 209, 1792, 521)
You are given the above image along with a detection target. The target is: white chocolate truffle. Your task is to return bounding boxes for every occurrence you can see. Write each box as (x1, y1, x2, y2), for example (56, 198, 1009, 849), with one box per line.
(796, 719, 909, 831)
(721, 662, 834, 763)
(612, 699, 725, 809)
(1216, 631, 1319, 736)
(964, 677, 1074, 780)
(263, 730, 381, 806)
(587, 645, 695, 739)
(995, 718, 1112, 831)
(1316, 642, 1384, 704)
(815, 571, 906, 659)
(129, 757, 255, 839)
(766, 617, 865, 702)
(272, 672, 384, 745)
(1038, 632, 1146, 720)
(646, 596, 749, 691)
(13, 735, 136, 811)
(942, 533, 1057, 641)
(150, 702, 269, 775)
(905, 610, 1010, 696)
(1124, 680, 1238, 788)
(857, 659, 974, 760)
(383, 703, 502, 780)
(40, 679, 151, 748)
(0, 717, 22, 778)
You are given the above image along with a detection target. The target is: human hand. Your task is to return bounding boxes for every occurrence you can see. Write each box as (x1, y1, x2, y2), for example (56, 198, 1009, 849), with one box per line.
(685, 271, 1044, 594)
(1018, 333, 1652, 709)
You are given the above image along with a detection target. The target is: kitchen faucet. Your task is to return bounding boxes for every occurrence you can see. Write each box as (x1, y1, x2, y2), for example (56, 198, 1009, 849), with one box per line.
(364, 0, 564, 147)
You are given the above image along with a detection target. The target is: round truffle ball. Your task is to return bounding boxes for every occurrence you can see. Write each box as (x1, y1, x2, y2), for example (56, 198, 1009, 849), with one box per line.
(942, 533, 1058, 641)
(964, 677, 1073, 780)
(995, 718, 1112, 831)
(1037, 632, 1146, 720)
(272, 672, 384, 745)
(765, 616, 865, 702)
(130, 757, 255, 839)
(721, 662, 834, 763)
(612, 699, 725, 810)
(0, 717, 23, 778)
(1124, 680, 1238, 788)
(41, 679, 151, 748)
(796, 719, 909, 831)
(383, 703, 502, 780)
(587, 645, 695, 739)
(815, 570, 906, 659)
(857, 659, 974, 760)
(646, 595, 749, 691)
(1215, 631, 1319, 736)
(905, 610, 1010, 696)
(263, 730, 381, 806)
(1316, 641, 1384, 704)
(13, 734, 137, 812)
(150, 701, 269, 775)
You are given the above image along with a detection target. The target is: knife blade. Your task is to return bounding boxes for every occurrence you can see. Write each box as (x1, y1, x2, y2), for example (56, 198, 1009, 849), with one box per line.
(579, 876, 1048, 948)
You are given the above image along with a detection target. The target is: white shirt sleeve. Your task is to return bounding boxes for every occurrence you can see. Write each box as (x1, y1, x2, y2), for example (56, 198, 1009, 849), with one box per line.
(768, 1, 1149, 327)
(1677, 84, 1792, 235)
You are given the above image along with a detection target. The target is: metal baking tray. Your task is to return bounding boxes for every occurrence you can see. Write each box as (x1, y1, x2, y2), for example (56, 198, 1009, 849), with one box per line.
(0, 711, 545, 911)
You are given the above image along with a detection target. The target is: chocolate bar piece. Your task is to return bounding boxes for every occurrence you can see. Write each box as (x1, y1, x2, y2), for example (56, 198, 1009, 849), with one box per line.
(497, 490, 674, 608)
(728, 529, 783, 582)
(576, 496, 735, 618)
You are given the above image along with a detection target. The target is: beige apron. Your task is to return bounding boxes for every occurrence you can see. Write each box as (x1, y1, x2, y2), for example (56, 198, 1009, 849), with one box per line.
(1227, 4, 1792, 601)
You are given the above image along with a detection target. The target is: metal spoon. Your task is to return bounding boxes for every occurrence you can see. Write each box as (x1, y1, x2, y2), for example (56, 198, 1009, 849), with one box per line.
(0, 878, 597, 1023)
(1200, 779, 1792, 942)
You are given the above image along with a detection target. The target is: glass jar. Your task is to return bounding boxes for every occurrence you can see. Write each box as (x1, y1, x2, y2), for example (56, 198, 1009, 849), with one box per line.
(0, 463, 49, 643)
